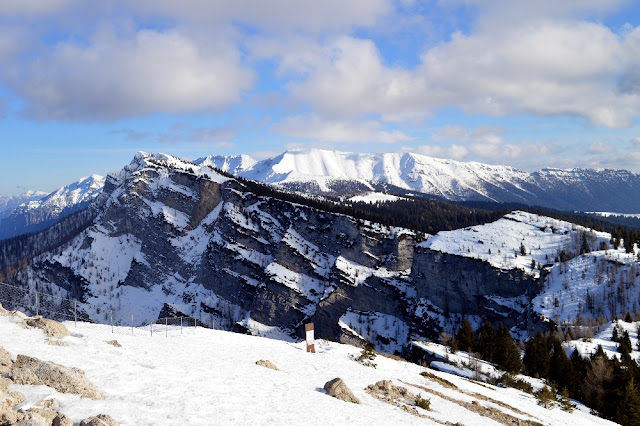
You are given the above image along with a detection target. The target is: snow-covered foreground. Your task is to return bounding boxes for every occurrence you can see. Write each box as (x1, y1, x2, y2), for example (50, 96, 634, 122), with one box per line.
(1, 314, 617, 426)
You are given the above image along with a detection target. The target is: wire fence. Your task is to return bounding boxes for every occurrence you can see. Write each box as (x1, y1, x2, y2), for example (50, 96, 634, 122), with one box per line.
(0, 281, 212, 337)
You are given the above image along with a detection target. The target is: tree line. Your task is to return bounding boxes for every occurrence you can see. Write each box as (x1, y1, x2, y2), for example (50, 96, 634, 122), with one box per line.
(448, 318, 640, 425)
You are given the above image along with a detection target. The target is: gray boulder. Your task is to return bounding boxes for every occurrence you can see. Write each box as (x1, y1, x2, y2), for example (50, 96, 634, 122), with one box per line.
(11, 354, 103, 399)
(323, 377, 360, 404)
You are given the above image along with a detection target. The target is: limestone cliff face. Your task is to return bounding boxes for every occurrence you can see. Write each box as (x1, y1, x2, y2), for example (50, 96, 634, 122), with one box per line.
(11, 153, 426, 351)
(4, 153, 555, 353)
(411, 246, 542, 332)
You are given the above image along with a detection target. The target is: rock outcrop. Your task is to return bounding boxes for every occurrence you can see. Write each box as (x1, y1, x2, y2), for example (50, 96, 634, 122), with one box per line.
(11, 355, 103, 400)
(323, 378, 360, 404)
(25, 317, 69, 339)
(255, 360, 278, 371)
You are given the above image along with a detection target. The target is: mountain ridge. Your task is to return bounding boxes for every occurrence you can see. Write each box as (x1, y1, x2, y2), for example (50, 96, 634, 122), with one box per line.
(197, 148, 640, 213)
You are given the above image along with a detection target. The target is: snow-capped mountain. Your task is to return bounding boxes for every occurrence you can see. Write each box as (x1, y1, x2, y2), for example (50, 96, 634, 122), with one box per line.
(2, 151, 637, 353)
(195, 154, 258, 175)
(0, 175, 104, 240)
(0, 191, 47, 220)
(198, 149, 640, 213)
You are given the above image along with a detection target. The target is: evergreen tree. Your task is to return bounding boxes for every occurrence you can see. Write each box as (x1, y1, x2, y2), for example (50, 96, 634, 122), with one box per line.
(476, 320, 496, 362)
(456, 318, 476, 353)
(620, 330, 633, 364)
(617, 378, 640, 426)
(494, 323, 522, 373)
(523, 333, 550, 378)
(548, 338, 574, 394)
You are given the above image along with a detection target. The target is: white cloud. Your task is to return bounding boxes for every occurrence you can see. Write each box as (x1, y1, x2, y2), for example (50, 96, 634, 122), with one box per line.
(0, 0, 78, 16)
(272, 19, 640, 127)
(411, 144, 469, 160)
(128, 0, 392, 33)
(274, 114, 414, 143)
(588, 141, 617, 154)
(14, 29, 254, 120)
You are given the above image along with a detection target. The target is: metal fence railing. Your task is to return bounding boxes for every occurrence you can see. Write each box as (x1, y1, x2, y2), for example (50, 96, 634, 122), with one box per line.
(0, 281, 212, 337)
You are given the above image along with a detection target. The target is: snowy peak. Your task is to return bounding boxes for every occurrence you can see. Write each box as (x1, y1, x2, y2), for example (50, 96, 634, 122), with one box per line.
(207, 148, 640, 212)
(0, 191, 47, 220)
(26, 174, 105, 215)
(194, 154, 257, 175)
(0, 175, 106, 240)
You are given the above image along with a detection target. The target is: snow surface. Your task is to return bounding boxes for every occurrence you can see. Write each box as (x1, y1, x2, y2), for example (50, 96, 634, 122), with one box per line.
(0, 314, 617, 426)
(349, 192, 401, 204)
(422, 211, 613, 278)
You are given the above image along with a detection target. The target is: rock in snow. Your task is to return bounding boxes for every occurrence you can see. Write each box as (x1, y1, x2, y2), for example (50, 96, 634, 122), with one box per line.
(324, 377, 360, 404)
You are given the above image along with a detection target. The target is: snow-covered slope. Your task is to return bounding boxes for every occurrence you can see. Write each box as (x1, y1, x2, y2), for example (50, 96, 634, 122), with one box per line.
(420, 210, 640, 324)
(0, 175, 104, 240)
(0, 312, 616, 426)
(199, 149, 640, 213)
(194, 154, 258, 176)
(0, 191, 47, 220)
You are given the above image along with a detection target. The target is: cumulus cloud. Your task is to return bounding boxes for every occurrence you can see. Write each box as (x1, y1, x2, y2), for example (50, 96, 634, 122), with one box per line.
(13, 29, 254, 120)
(411, 144, 469, 160)
(0, 0, 78, 16)
(270, 19, 640, 127)
(274, 114, 414, 143)
(588, 141, 617, 154)
(128, 0, 392, 33)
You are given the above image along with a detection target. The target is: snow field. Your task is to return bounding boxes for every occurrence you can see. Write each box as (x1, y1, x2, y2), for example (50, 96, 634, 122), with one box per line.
(0, 315, 617, 426)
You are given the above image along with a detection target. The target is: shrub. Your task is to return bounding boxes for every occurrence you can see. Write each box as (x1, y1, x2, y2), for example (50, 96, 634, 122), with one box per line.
(415, 394, 431, 410)
(354, 344, 377, 368)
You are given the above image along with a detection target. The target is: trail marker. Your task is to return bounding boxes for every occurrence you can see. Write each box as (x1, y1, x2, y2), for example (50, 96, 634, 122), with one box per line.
(305, 323, 315, 353)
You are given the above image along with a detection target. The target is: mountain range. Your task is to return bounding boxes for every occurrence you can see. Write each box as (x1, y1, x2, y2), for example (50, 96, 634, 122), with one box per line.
(0, 175, 104, 240)
(0, 152, 637, 350)
(197, 149, 640, 213)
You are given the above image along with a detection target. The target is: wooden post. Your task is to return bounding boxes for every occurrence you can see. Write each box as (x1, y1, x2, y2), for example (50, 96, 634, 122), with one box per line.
(305, 323, 315, 353)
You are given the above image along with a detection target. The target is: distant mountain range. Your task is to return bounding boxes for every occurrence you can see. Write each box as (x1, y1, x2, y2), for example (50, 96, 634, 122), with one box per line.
(0, 175, 104, 240)
(196, 149, 640, 213)
(0, 191, 48, 221)
(1, 148, 639, 242)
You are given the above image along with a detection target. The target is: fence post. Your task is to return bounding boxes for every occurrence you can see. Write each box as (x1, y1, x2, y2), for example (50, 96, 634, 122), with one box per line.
(195, 317, 198, 328)
(211, 314, 214, 330)
(165, 317, 168, 337)
(180, 316, 183, 335)
(74, 301, 77, 327)
(131, 313, 134, 335)
(150, 322, 153, 337)
(35, 292, 39, 316)
(110, 310, 113, 333)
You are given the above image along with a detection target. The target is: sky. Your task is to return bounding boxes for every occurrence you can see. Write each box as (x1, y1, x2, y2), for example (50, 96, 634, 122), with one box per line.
(1, 0, 640, 194)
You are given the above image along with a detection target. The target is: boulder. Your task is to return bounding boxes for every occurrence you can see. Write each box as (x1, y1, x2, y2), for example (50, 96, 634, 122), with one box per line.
(0, 303, 8, 316)
(14, 411, 48, 426)
(323, 378, 360, 404)
(79, 414, 119, 426)
(255, 360, 279, 371)
(105, 340, 122, 348)
(25, 317, 69, 339)
(11, 355, 103, 400)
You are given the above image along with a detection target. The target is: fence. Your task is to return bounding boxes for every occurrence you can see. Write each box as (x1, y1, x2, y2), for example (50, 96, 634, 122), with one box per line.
(0, 281, 211, 337)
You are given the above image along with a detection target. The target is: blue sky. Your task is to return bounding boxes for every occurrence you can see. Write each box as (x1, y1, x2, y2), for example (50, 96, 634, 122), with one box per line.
(1, 0, 640, 194)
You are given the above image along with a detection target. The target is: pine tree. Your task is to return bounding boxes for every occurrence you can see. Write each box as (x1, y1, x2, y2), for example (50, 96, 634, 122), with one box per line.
(456, 318, 476, 353)
(617, 378, 640, 426)
(495, 323, 522, 374)
(548, 338, 574, 394)
(523, 333, 550, 378)
(476, 320, 496, 362)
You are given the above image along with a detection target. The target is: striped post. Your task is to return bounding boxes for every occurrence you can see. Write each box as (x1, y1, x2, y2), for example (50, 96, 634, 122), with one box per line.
(305, 323, 315, 353)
